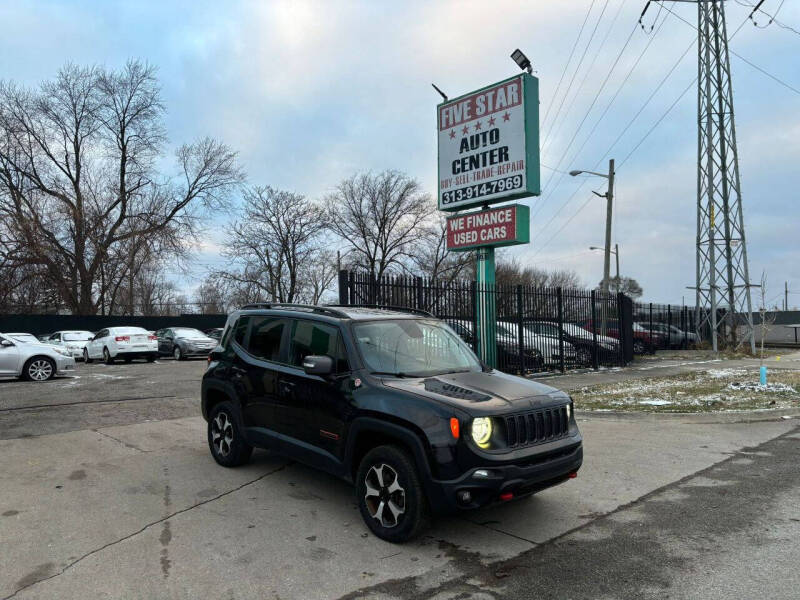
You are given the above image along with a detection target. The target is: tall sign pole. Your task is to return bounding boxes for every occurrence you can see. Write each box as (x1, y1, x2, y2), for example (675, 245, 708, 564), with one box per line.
(437, 74, 540, 368)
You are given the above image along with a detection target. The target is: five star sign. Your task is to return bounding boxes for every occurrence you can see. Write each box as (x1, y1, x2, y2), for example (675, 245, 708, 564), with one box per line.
(451, 114, 510, 138)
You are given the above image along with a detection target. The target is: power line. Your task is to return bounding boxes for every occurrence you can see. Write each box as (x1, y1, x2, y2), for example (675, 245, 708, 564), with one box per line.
(660, 1, 800, 95)
(540, 0, 612, 154)
(542, 0, 629, 171)
(540, 0, 598, 136)
(532, 24, 697, 242)
(736, 0, 800, 36)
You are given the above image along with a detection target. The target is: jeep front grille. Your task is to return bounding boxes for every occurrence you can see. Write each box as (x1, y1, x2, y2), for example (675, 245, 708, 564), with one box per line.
(504, 406, 569, 448)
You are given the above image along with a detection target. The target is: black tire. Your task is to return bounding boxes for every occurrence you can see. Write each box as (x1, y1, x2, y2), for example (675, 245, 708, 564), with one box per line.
(633, 340, 645, 355)
(207, 401, 253, 467)
(123, 356, 132, 363)
(21, 356, 56, 382)
(103, 347, 115, 365)
(173, 346, 184, 361)
(146, 354, 157, 363)
(356, 445, 428, 543)
(83, 348, 93, 364)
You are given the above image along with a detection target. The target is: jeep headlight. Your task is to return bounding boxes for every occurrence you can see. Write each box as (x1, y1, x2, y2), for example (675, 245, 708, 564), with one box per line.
(471, 417, 493, 448)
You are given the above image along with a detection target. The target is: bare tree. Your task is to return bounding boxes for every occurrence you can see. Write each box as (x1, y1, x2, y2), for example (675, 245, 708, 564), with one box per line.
(214, 186, 331, 304)
(602, 276, 643, 299)
(325, 170, 435, 280)
(496, 256, 583, 289)
(405, 214, 473, 284)
(0, 61, 243, 314)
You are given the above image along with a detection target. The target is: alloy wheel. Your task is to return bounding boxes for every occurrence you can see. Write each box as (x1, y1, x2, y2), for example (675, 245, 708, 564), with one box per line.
(28, 359, 53, 381)
(364, 463, 406, 528)
(174, 347, 181, 360)
(211, 412, 234, 457)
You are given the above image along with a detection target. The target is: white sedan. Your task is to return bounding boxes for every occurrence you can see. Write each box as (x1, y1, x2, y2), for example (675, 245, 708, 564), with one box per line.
(45, 330, 95, 360)
(83, 327, 159, 364)
(0, 332, 76, 381)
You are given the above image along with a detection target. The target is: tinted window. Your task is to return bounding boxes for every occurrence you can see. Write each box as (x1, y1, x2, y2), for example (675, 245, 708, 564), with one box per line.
(233, 317, 250, 347)
(247, 317, 286, 362)
(288, 319, 348, 372)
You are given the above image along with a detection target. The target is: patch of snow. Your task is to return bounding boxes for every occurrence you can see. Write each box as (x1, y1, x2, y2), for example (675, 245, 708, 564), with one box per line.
(638, 398, 673, 406)
(726, 381, 797, 393)
(707, 368, 748, 379)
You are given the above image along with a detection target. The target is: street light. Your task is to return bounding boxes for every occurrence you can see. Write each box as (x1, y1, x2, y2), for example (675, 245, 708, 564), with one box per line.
(571, 159, 615, 337)
(589, 244, 619, 279)
(510, 49, 533, 74)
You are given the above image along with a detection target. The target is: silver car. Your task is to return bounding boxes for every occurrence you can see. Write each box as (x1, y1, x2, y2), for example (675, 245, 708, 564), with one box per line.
(0, 332, 76, 381)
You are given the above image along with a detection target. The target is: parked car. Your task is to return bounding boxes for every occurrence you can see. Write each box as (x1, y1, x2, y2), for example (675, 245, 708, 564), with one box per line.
(83, 327, 158, 364)
(202, 304, 582, 543)
(578, 318, 664, 355)
(156, 327, 218, 360)
(0, 332, 76, 381)
(636, 322, 698, 349)
(7, 332, 47, 345)
(45, 330, 95, 360)
(204, 328, 224, 341)
(446, 320, 544, 372)
(38, 333, 52, 342)
(496, 322, 578, 368)
(524, 321, 620, 366)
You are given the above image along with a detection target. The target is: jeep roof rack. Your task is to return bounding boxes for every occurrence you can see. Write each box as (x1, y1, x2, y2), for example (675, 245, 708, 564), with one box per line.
(326, 304, 435, 318)
(238, 303, 351, 318)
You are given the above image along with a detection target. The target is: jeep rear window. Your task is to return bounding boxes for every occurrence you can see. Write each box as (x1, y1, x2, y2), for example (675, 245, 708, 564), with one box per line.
(353, 319, 481, 377)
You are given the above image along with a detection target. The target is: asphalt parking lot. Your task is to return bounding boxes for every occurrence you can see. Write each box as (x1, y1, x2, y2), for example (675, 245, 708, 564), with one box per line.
(1, 359, 798, 599)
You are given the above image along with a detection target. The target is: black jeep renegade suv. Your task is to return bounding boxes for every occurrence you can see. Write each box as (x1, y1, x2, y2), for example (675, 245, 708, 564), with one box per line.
(201, 304, 583, 542)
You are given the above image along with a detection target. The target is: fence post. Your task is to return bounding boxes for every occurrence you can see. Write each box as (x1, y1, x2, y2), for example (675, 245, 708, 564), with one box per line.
(591, 290, 599, 370)
(338, 270, 349, 305)
(415, 276, 424, 311)
(684, 306, 688, 348)
(649, 302, 653, 352)
(516, 285, 524, 374)
(667, 304, 672, 348)
(557, 287, 565, 373)
(470, 280, 478, 354)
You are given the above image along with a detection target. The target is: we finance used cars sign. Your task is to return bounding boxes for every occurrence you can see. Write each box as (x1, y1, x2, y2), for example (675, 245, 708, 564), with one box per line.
(437, 74, 540, 212)
(446, 204, 530, 252)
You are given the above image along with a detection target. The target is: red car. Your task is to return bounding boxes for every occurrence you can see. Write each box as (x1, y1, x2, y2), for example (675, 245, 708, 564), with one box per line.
(578, 319, 664, 354)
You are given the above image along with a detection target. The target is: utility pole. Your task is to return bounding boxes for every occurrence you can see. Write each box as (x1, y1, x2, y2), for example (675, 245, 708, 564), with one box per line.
(615, 243, 620, 279)
(786, 281, 789, 312)
(570, 159, 614, 337)
(642, 0, 755, 353)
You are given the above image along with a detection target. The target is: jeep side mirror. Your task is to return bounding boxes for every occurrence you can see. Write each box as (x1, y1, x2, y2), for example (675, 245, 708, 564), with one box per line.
(303, 355, 334, 376)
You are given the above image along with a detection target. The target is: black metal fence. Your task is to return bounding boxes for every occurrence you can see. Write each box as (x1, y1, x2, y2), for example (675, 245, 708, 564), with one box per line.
(338, 270, 632, 375)
(632, 302, 704, 351)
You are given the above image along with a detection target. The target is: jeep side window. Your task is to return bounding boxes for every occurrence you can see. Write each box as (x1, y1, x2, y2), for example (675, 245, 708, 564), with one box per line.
(288, 319, 349, 373)
(233, 317, 250, 347)
(247, 316, 286, 362)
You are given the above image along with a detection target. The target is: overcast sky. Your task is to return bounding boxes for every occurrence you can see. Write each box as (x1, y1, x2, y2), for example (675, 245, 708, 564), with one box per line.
(2, 0, 798, 306)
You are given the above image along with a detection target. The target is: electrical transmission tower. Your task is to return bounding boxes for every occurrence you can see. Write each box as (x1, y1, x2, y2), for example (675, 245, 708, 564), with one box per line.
(644, 0, 755, 352)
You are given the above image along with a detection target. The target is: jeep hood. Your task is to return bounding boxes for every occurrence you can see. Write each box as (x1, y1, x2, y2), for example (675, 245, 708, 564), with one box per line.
(381, 370, 567, 413)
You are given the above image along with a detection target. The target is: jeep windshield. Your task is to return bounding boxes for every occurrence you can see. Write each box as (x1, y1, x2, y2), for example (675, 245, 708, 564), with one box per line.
(353, 319, 482, 377)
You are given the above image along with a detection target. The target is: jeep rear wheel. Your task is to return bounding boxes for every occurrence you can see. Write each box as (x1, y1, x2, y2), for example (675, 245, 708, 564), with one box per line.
(207, 401, 253, 467)
(356, 445, 428, 543)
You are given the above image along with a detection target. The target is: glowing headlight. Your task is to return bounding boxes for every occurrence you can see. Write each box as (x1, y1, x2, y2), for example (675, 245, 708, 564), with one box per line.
(471, 417, 493, 448)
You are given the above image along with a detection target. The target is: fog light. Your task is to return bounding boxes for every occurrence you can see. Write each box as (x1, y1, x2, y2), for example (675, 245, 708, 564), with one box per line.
(456, 490, 472, 505)
(473, 469, 490, 479)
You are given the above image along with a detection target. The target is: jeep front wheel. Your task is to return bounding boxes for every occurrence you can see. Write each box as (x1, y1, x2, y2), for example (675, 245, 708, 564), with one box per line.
(356, 445, 428, 543)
